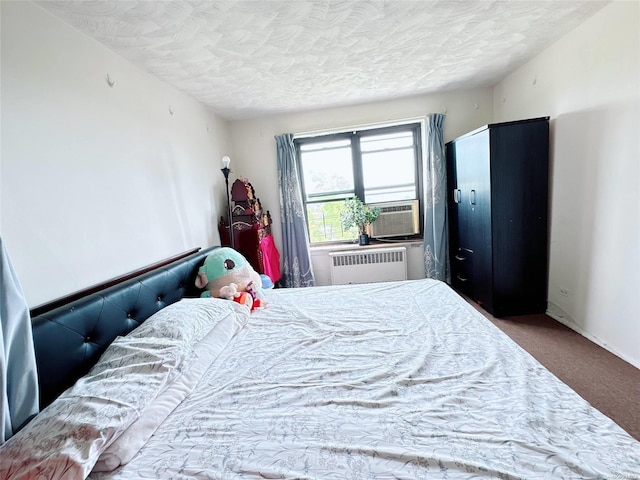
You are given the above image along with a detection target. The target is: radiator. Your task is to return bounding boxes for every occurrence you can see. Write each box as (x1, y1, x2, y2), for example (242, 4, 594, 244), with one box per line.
(329, 247, 407, 285)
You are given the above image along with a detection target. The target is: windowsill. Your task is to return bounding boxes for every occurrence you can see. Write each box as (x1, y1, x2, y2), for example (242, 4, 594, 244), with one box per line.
(310, 238, 423, 254)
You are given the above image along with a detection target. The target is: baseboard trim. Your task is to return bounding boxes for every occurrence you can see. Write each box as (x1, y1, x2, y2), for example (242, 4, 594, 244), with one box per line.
(546, 302, 640, 370)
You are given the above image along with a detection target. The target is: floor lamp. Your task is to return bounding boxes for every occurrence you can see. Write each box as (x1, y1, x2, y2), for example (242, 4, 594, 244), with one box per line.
(221, 156, 234, 248)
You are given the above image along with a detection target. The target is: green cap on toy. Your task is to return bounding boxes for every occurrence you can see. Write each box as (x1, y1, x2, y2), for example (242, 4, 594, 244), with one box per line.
(196, 247, 250, 286)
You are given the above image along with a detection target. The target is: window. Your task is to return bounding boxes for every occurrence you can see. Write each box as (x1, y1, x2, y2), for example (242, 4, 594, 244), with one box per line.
(295, 123, 422, 243)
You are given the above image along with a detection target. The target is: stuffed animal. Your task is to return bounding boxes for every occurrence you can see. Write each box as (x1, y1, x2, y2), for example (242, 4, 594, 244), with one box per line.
(219, 282, 254, 309)
(195, 247, 265, 310)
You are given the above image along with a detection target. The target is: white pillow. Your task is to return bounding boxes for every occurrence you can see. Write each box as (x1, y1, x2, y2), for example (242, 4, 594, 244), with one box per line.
(92, 302, 247, 472)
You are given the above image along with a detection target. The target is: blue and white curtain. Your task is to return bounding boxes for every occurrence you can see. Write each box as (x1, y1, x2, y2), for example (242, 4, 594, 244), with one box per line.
(422, 113, 449, 281)
(1, 237, 39, 444)
(275, 134, 315, 288)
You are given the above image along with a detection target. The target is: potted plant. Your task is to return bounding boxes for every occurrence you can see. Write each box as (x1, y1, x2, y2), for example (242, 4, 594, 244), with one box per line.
(340, 197, 380, 246)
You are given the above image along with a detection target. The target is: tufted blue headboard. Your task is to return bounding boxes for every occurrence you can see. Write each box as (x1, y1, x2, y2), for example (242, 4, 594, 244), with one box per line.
(31, 246, 218, 409)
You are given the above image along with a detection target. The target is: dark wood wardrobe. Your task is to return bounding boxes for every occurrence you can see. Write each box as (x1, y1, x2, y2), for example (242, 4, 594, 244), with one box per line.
(446, 117, 549, 317)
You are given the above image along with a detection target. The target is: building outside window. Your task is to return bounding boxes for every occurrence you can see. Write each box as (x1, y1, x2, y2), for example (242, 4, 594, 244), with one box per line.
(295, 123, 422, 243)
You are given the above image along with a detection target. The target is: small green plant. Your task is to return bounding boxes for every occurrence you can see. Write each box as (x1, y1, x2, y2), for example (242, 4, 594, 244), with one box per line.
(340, 197, 380, 236)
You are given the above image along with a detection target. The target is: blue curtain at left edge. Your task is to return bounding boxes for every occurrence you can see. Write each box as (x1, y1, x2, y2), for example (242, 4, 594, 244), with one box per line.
(0, 237, 39, 444)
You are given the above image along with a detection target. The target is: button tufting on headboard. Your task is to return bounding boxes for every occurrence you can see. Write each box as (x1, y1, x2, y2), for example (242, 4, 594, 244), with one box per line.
(31, 246, 218, 409)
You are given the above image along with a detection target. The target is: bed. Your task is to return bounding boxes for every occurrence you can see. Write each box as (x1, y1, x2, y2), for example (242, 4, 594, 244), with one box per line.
(1, 246, 638, 479)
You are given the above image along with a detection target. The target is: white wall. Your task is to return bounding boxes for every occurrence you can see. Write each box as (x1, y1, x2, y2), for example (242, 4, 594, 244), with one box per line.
(0, 1, 230, 307)
(228, 88, 494, 278)
(494, 1, 640, 367)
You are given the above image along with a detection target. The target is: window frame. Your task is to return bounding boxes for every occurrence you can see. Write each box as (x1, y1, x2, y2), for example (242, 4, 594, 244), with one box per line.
(295, 122, 424, 244)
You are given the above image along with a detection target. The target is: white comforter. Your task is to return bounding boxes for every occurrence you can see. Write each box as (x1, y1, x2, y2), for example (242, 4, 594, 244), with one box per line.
(2, 280, 638, 479)
(91, 280, 638, 479)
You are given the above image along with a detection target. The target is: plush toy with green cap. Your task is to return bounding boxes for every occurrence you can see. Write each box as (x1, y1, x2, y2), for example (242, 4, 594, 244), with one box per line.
(195, 247, 265, 310)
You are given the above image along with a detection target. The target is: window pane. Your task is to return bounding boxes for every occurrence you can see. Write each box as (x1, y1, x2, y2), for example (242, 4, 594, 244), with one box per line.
(300, 145, 354, 199)
(365, 185, 416, 204)
(306, 201, 357, 243)
(360, 131, 414, 152)
(362, 149, 416, 203)
(300, 139, 350, 151)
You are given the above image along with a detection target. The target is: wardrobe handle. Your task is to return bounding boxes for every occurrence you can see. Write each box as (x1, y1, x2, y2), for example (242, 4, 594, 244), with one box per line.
(469, 189, 476, 205)
(456, 275, 468, 282)
(453, 189, 461, 203)
(454, 255, 466, 261)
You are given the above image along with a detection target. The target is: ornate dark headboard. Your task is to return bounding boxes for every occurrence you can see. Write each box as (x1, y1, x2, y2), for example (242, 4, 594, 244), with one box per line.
(31, 246, 218, 409)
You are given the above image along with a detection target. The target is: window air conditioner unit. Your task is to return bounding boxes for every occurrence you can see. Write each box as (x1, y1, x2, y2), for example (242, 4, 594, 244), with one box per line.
(369, 200, 420, 238)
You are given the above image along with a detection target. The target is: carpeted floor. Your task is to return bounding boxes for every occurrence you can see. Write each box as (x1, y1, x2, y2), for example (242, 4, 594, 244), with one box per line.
(467, 301, 640, 441)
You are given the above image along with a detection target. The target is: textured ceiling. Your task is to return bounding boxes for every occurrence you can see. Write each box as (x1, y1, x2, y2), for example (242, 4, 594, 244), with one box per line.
(37, 0, 608, 120)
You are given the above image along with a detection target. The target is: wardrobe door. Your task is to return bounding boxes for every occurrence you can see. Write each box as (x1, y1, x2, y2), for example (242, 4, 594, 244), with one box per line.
(445, 142, 458, 249)
(490, 120, 549, 315)
(450, 130, 492, 308)
(447, 142, 470, 296)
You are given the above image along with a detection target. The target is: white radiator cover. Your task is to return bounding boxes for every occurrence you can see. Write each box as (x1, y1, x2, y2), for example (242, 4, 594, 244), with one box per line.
(329, 247, 407, 285)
